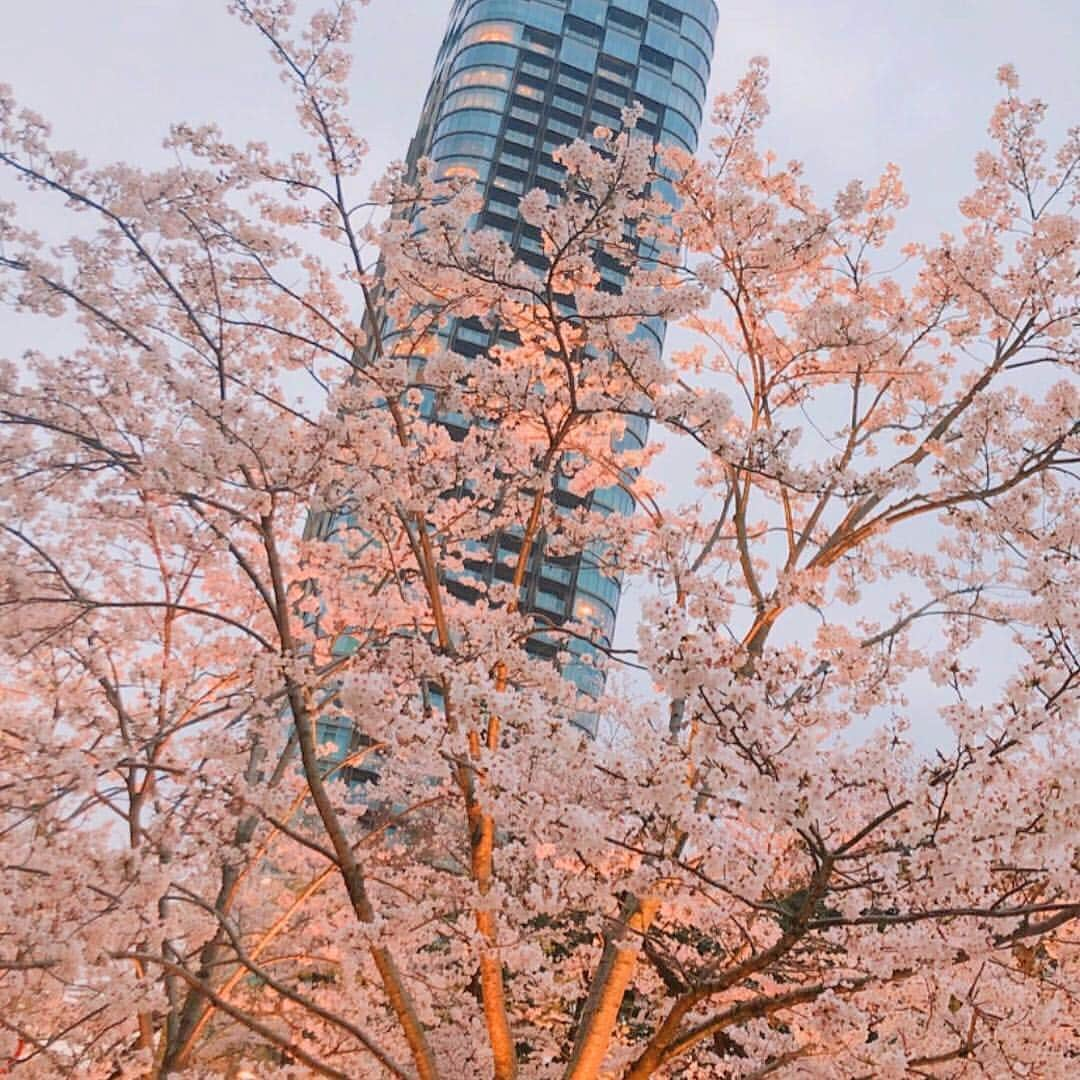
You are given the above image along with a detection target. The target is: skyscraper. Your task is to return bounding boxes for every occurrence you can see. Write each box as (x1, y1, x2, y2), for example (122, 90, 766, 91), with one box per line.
(316, 0, 718, 744)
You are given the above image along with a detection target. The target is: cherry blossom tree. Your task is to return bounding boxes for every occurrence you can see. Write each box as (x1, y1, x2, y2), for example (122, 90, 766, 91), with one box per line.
(1, 3, 1077, 1077)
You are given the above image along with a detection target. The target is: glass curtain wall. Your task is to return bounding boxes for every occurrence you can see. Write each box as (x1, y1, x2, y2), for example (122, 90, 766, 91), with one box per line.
(321, 0, 717, 743)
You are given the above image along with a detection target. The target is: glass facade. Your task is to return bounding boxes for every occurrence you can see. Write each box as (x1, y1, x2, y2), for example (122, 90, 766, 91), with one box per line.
(326, 0, 717, 741)
(413, 1, 716, 735)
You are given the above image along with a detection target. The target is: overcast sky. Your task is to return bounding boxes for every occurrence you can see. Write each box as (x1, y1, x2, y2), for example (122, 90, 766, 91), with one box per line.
(4, 0, 1076, 451)
(3, 1, 1077, 743)
(3, 0, 1077, 385)
(2, 1, 1077, 236)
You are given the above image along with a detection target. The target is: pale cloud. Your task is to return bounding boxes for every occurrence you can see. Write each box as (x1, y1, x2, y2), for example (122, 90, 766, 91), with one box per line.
(3, 0, 1076, 751)
(3, 1, 1076, 230)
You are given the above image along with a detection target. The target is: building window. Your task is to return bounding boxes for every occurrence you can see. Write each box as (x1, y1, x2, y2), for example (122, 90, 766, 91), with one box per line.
(648, 1, 682, 30)
(519, 247, 549, 268)
(554, 88, 586, 110)
(574, 597, 615, 638)
(608, 7, 645, 35)
(541, 561, 573, 585)
(556, 65, 590, 91)
(598, 57, 633, 84)
(455, 320, 489, 342)
(564, 14, 602, 42)
(510, 95, 542, 115)
(640, 45, 675, 73)
(535, 590, 566, 615)
(432, 133, 498, 159)
(503, 125, 535, 147)
(462, 21, 515, 46)
(448, 67, 510, 93)
(603, 27, 640, 64)
(590, 105, 620, 130)
(439, 162, 480, 179)
(523, 27, 558, 55)
(498, 147, 531, 169)
(444, 87, 507, 113)
(492, 171, 525, 193)
(594, 85, 626, 107)
(536, 161, 564, 182)
(521, 56, 552, 77)
(482, 209, 517, 234)
(663, 109, 696, 147)
(452, 42, 518, 72)
(433, 110, 502, 142)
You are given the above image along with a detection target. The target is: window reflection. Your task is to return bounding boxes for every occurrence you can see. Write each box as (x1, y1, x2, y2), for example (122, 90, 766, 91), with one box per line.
(462, 22, 515, 46)
(448, 68, 510, 93)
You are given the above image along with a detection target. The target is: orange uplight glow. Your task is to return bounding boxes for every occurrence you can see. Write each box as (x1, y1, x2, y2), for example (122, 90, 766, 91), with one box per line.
(455, 68, 509, 88)
(465, 22, 514, 45)
(442, 164, 479, 179)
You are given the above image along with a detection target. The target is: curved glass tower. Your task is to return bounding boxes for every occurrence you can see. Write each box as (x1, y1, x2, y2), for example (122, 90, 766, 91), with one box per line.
(412, 1, 718, 733)
(319, 1, 718, 747)
(413, 1, 718, 181)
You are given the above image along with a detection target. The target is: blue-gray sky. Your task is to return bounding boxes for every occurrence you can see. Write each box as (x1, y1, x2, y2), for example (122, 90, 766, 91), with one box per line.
(3, 1, 1077, 745)
(3, 1, 1077, 239)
